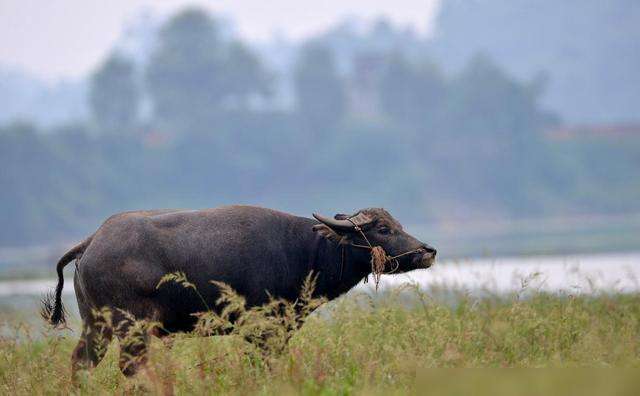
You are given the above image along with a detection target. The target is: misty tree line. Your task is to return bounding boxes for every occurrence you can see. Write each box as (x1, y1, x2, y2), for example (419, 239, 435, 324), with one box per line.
(89, 10, 557, 138)
(1, 8, 637, 246)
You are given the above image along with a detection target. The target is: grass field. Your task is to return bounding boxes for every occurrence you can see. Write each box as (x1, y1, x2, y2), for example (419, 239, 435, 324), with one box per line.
(1, 282, 640, 395)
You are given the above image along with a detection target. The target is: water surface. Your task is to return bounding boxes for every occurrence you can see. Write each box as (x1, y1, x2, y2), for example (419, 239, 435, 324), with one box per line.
(2, 252, 638, 298)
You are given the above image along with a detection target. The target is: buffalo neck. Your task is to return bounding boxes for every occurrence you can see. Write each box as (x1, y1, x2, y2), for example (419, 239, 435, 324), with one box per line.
(305, 227, 372, 300)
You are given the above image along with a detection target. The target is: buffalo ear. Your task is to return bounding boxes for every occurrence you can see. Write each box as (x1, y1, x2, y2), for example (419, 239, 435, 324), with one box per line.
(312, 224, 350, 244)
(334, 213, 349, 220)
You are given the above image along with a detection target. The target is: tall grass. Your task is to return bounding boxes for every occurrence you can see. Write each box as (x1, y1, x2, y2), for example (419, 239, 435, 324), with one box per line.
(1, 274, 640, 395)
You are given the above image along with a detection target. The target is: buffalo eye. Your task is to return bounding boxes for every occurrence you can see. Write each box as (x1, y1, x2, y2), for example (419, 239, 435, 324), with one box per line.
(377, 226, 391, 235)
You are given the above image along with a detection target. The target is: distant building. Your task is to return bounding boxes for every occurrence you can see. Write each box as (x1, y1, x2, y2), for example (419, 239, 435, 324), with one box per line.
(545, 124, 640, 141)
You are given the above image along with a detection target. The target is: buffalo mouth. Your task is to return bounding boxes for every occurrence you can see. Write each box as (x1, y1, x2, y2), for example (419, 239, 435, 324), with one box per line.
(411, 251, 436, 269)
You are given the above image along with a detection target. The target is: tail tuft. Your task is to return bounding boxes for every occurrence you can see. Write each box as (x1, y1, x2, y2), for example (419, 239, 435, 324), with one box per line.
(39, 238, 91, 328)
(41, 289, 67, 327)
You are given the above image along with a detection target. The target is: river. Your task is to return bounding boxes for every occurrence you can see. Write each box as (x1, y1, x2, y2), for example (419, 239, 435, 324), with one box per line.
(1, 251, 639, 298)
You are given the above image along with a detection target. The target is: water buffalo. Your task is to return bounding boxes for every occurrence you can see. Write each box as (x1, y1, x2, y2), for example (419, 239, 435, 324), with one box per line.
(42, 205, 436, 377)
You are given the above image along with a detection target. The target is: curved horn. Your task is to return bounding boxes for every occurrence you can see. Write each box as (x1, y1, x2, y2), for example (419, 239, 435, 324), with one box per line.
(313, 213, 356, 231)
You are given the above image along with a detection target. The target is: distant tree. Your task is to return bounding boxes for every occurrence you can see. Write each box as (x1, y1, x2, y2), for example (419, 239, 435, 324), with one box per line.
(294, 42, 345, 133)
(89, 53, 139, 134)
(378, 53, 446, 128)
(447, 53, 556, 142)
(224, 42, 272, 108)
(432, 0, 640, 123)
(441, 53, 560, 213)
(146, 8, 270, 133)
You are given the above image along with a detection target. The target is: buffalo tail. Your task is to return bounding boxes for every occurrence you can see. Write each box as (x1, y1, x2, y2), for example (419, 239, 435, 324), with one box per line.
(40, 237, 91, 327)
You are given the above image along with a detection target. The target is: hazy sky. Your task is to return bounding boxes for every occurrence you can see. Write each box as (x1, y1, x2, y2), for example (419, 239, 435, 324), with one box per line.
(0, 0, 440, 83)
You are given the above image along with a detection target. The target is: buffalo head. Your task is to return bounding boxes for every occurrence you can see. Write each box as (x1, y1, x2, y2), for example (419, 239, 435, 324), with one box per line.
(312, 208, 436, 272)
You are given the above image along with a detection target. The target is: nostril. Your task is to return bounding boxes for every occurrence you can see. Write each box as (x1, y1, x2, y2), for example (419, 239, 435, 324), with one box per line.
(421, 245, 436, 254)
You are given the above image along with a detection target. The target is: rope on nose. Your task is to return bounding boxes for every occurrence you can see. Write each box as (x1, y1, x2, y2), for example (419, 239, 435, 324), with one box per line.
(342, 218, 423, 290)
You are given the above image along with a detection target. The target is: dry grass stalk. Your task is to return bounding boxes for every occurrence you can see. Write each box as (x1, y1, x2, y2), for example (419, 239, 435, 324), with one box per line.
(370, 246, 390, 290)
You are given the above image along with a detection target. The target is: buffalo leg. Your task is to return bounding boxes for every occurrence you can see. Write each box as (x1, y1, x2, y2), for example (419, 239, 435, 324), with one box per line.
(115, 317, 152, 377)
(71, 323, 112, 380)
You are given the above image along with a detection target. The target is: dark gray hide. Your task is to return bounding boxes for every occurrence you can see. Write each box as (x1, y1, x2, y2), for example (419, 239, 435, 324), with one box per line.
(42, 205, 435, 376)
